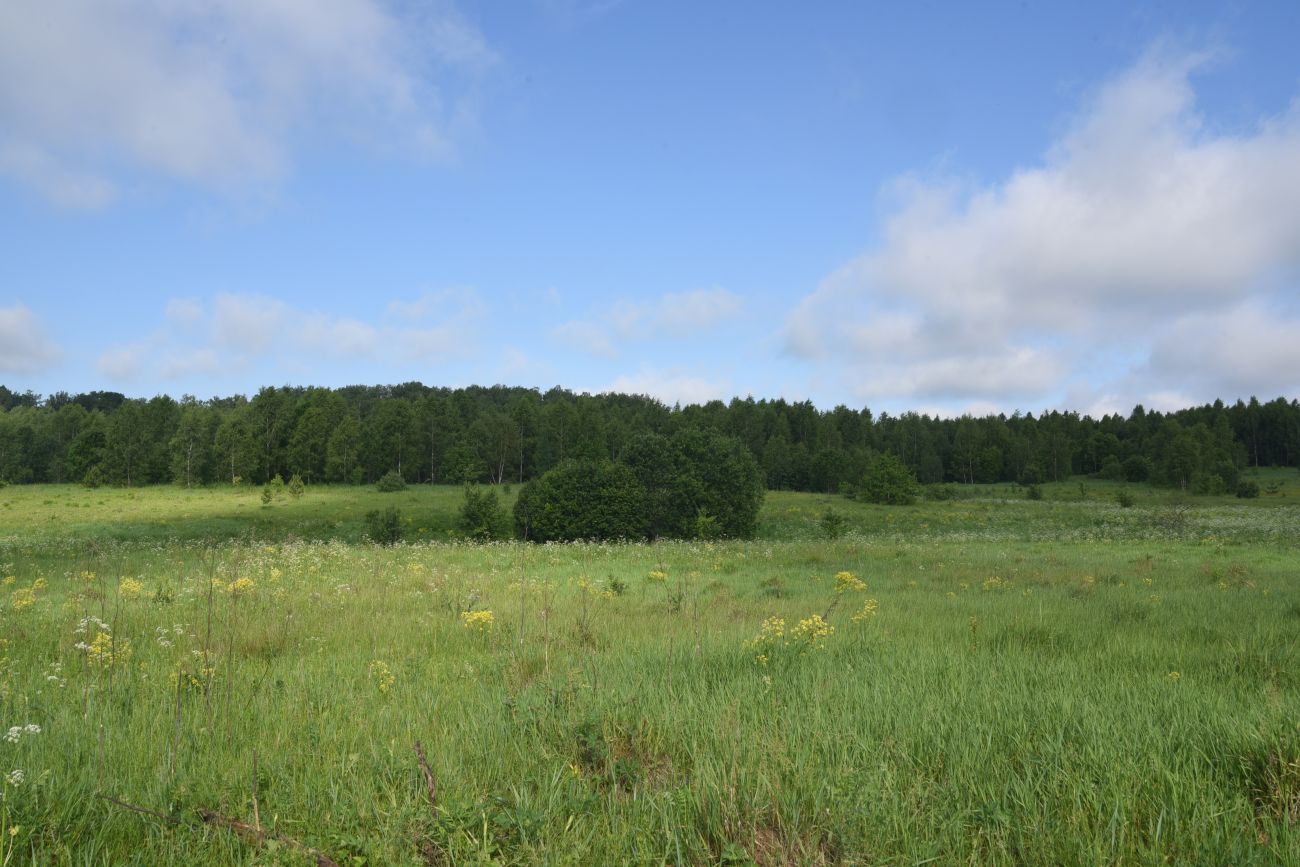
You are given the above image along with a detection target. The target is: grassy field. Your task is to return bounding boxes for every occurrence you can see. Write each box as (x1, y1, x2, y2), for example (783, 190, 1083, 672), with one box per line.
(1, 478, 1298, 864)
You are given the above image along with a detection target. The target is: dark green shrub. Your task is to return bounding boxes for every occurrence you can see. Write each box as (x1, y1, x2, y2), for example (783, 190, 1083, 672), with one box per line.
(1116, 489, 1135, 508)
(1236, 479, 1260, 499)
(287, 473, 305, 499)
(1026, 484, 1044, 501)
(375, 470, 406, 492)
(670, 428, 765, 538)
(818, 508, 847, 539)
(860, 452, 920, 505)
(1018, 464, 1045, 485)
(365, 506, 403, 544)
(81, 466, 104, 489)
(514, 460, 648, 542)
(923, 483, 958, 501)
(1123, 455, 1153, 483)
(457, 484, 508, 541)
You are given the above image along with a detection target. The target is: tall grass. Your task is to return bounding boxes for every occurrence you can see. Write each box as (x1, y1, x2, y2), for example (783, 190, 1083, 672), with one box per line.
(0, 486, 1297, 864)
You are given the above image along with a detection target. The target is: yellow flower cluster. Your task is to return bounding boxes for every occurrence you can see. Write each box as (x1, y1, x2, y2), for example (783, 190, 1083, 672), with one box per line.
(646, 569, 667, 583)
(791, 614, 834, 649)
(851, 599, 880, 622)
(369, 660, 395, 694)
(227, 577, 256, 597)
(834, 571, 866, 593)
(745, 616, 786, 665)
(461, 609, 495, 632)
(119, 578, 144, 599)
(269, 568, 283, 582)
(86, 633, 131, 669)
(982, 575, 1010, 591)
(9, 587, 36, 611)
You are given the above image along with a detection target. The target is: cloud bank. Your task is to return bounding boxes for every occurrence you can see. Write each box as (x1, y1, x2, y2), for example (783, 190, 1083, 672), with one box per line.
(785, 48, 1300, 414)
(0, 0, 495, 206)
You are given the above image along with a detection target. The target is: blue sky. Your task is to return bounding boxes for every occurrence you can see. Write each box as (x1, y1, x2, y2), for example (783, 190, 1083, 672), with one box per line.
(2, 0, 1299, 416)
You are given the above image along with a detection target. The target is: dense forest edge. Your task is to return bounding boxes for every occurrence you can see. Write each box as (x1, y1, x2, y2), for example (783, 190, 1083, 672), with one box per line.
(1, 383, 1297, 496)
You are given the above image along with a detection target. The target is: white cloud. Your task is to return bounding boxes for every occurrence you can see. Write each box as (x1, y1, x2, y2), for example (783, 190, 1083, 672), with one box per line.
(96, 344, 147, 380)
(0, 305, 62, 373)
(554, 286, 744, 357)
(0, 0, 495, 206)
(605, 367, 730, 406)
(785, 46, 1300, 410)
(96, 290, 487, 382)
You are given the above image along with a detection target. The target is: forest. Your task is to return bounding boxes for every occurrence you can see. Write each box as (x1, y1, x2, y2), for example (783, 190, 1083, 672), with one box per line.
(0, 382, 1297, 493)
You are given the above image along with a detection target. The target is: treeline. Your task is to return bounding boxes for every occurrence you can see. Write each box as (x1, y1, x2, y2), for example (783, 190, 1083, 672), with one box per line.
(0, 383, 1297, 493)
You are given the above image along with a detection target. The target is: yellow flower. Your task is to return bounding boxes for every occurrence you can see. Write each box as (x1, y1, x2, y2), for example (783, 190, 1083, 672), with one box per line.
(269, 568, 283, 582)
(79, 570, 96, 582)
(119, 578, 144, 599)
(1167, 671, 1180, 682)
(10, 587, 36, 611)
(834, 571, 866, 593)
(791, 614, 834, 650)
(369, 660, 395, 694)
(851, 599, 880, 622)
(227, 577, 256, 597)
(461, 610, 495, 632)
(2, 575, 15, 586)
(647, 569, 667, 583)
(85, 632, 131, 669)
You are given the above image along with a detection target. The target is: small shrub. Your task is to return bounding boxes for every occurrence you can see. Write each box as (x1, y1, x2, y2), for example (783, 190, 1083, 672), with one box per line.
(1026, 484, 1043, 501)
(818, 507, 847, 539)
(457, 485, 508, 541)
(375, 470, 406, 492)
(694, 511, 722, 540)
(260, 486, 273, 506)
(267, 474, 285, 498)
(604, 576, 628, 596)
(1236, 479, 1261, 499)
(82, 466, 104, 489)
(860, 453, 920, 505)
(365, 507, 403, 545)
(287, 473, 305, 499)
(924, 483, 958, 501)
(1116, 489, 1135, 508)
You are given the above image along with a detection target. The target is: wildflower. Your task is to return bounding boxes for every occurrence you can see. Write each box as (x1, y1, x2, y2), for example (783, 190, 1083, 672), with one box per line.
(647, 569, 667, 583)
(461, 610, 495, 632)
(227, 577, 256, 597)
(851, 599, 880, 622)
(1149, 594, 1161, 604)
(0, 576, 13, 587)
(9, 587, 36, 611)
(791, 614, 834, 650)
(119, 578, 144, 599)
(5, 769, 23, 786)
(834, 571, 866, 593)
(1167, 671, 1180, 682)
(269, 568, 283, 582)
(369, 660, 395, 694)
(83, 633, 131, 669)
(79, 571, 96, 582)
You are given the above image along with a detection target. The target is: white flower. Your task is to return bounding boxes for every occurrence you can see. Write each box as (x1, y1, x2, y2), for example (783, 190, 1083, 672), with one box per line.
(6, 769, 24, 786)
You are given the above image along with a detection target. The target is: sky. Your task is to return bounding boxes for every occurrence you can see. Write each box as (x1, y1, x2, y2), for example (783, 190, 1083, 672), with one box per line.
(2, 0, 1299, 417)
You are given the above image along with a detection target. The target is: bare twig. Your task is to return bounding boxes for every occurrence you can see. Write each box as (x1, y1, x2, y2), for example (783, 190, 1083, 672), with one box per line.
(413, 740, 437, 810)
(198, 808, 341, 867)
(97, 794, 182, 825)
(251, 749, 261, 833)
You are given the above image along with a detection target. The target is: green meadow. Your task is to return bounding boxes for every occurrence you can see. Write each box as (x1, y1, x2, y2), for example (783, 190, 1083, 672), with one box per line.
(1, 478, 1298, 864)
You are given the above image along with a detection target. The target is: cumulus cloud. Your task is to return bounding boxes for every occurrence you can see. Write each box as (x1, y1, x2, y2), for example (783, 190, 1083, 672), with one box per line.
(95, 289, 486, 383)
(785, 47, 1300, 410)
(554, 286, 743, 357)
(0, 305, 63, 373)
(0, 0, 495, 206)
(604, 367, 730, 406)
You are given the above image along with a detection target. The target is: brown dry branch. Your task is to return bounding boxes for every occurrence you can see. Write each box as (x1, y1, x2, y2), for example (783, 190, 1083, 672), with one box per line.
(198, 808, 341, 867)
(414, 740, 438, 810)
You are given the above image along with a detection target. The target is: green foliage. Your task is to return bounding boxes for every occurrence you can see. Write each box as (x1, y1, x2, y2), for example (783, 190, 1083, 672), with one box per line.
(923, 483, 959, 501)
(1236, 479, 1261, 499)
(1116, 489, 1135, 508)
(260, 485, 273, 506)
(514, 460, 647, 542)
(374, 469, 406, 492)
(860, 452, 920, 505)
(364, 506, 403, 544)
(1123, 455, 1153, 483)
(287, 473, 305, 499)
(457, 484, 509, 541)
(1026, 484, 1044, 501)
(818, 507, 847, 539)
(81, 465, 104, 489)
